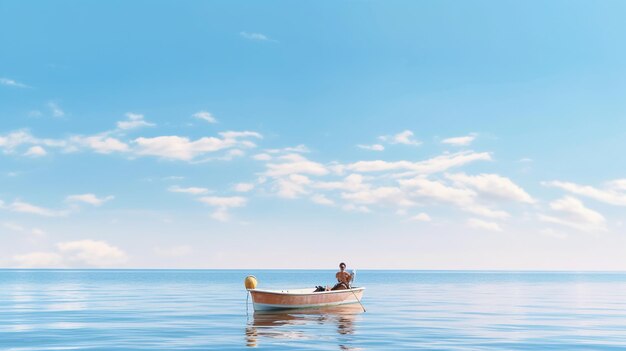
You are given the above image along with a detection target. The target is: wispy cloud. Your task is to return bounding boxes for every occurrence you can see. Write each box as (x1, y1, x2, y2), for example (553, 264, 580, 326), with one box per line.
(0, 77, 29, 88)
(234, 183, 255, 192)
(357, 144, 384, 151)
(542, 180, 626, 206)
(311, 194, 334, 206)
(7, 200, 69, 217)
(24, 146, 47, 157)
(57, 240, 128, 266)
(168, 185, 210, 195)
(447, 173, 534, 203)
(240, 31, 276, 42)
(199, 196, 247, 221)
(410, 212, 431, 222)
(192, 111, 217, 123)
(134, 132, 260, 161)
(117, 113, 155, 130)
(48, 102, 65, 118)
(13, 239, 128, 268)
(70, 134, 130, 154)
(66, 194, 114, 206)
(442, 134, 476, 146)
(13, 252, 64, 268)
(2, 222, 46, 237)
(539, 196, 606, 232)
(346, 151, 491, 173)
(379, 130, 421, 146)
(265, 153, 329, 177)
(0, 127, 262, 162)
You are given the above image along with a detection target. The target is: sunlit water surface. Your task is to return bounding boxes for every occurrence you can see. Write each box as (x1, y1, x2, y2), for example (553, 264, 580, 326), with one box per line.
(1, 270, 626, 350)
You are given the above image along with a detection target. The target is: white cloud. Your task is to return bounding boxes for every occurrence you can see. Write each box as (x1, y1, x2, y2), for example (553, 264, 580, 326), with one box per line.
(48, 102, 64, 117)
(312, 174, 368, 192)
(167, 185, 209, 195)
(539, 196, 606, 232)
(13, 240, 127, 268)
(210, 208, 230, 222)
(253, 153, 272, 161)
(543, 180, 626, 206)
(220, 149, 245, 160)
(311, 194, 334, 206)
(70, 134, 129, 154)
(234, 183, 255, 192)
(24, 146, 47, 157)
(199, 196, 247, 207)
(219, 131, 263, 140)
(275, 174, 311, 198)
(346, 151, 491, 173)
(66, 193, 114, 206)
(463, 205, 510, 219)
(399, 176, 509, 219)
(410, 213, 431, 222)
(192, 111, 217, 123)
(0, 77, 29, 88)
(342, 204, 371, 213)
(357, 144, 385, 151)
(266, 145, 310, 154)
(57, 240, 128, 266)
(399, 177, 475, 207)
(134, 132, 259, 161)
(442, 134, 476, 146)
(116, 113, 155, 130)
(447, 173, 534, 203)
(240, 31, 275, 42)
(265, 154, 329, 177)
(607, 179, 626, 191)
(467, 218, 502, 232)
(0, 130, 37, 153)
(13, 252, 63, 268)
(342, 186, 414, 207)
(200, 195, 249, 222)
(379, 130, 421, 146)
(168, 185, 210, 195)
(0, 128, 262, 162)
(8, 201, 69, 217)
(2, 222, 46, 237)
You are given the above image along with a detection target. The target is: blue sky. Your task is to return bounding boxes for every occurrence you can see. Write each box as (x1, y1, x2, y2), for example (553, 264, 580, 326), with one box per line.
(2, 1, 626, 269)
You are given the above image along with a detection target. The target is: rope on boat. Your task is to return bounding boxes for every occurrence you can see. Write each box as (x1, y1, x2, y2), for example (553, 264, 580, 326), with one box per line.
(350, 288, 366, 312)
(350, 269, 366, 312)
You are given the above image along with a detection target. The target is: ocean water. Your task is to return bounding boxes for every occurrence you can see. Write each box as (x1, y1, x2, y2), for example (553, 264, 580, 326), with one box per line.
(1, 270, 626, 350)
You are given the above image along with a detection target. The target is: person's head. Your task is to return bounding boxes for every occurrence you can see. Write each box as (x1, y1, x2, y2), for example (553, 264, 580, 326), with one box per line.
(339, 262, 346, 271)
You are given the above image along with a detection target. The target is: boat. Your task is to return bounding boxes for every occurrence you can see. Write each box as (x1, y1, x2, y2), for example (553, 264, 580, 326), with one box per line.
(248, 287, 365, 311)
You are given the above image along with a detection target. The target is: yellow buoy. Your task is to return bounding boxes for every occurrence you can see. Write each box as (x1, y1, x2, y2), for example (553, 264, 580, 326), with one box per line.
(244, 275, 257, 290)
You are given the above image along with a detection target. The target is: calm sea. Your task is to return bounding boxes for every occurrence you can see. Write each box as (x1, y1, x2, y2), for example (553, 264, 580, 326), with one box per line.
(1, 270, 626, 350)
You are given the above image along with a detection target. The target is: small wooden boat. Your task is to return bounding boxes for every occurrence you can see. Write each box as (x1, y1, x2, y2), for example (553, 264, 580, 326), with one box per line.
(248, 287, 365, 311)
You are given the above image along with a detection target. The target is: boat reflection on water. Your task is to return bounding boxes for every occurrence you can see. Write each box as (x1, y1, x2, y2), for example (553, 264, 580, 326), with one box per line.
(245, 304, 364, 349)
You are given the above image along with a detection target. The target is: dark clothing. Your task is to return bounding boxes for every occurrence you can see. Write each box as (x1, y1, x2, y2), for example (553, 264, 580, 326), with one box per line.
(331, 282, 349, 291)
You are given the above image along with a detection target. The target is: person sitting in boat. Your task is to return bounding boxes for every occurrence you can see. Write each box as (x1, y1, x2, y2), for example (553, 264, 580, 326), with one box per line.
(331, 262, 353, 290)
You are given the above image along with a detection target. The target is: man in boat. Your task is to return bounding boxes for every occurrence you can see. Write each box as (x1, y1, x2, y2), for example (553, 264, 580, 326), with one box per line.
(331, 262, 354, 290)
(314, 262, 355, 292)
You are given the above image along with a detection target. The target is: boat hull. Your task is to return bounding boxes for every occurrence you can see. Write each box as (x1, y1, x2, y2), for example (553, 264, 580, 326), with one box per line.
(249, 287, 365, 311)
